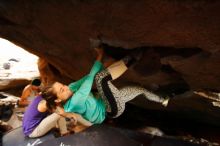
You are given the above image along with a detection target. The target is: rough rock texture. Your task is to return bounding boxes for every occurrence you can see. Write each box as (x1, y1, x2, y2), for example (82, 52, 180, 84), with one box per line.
(0, 0, 220, 125)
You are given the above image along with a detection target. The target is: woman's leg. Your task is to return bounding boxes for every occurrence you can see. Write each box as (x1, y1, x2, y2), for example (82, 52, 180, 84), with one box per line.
(96, 56, 134, 112)
(106, 60, 128, 80)
(57, 115, 69, 135)
(107, 85, 169, 118)
(119, 86, 166, 103)
(96, 59, 169, 118)
(96, 69, 133, 118)
(29, 113, 68, 138)
(95, 70, 118, 117)
(95, 57, 143, 118)
(106, 54, 140, 80)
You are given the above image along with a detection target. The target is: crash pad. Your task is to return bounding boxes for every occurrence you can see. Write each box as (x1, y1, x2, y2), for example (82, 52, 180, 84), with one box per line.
(2, 127, 54, 146)
(39, 125, 141, 146)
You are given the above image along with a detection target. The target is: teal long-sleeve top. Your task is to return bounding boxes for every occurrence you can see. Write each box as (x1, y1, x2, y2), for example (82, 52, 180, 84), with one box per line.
(64, 61, 106, 124)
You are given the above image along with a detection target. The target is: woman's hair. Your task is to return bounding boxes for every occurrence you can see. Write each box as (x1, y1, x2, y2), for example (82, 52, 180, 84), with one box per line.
(31, 78, 41, 86)
(41, 84, 57, 111)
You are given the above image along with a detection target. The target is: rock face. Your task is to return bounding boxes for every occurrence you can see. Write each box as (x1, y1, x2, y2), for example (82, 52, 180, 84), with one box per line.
(0, 0, 220, 125)
(0, 0, 219, 91)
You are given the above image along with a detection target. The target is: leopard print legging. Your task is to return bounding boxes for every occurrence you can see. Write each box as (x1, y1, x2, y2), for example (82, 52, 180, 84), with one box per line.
(95, 69, 166, 118)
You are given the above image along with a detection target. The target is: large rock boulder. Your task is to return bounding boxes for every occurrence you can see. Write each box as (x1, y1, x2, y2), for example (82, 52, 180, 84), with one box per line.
(0, 0, 219, 92)
(0, 0, 220, 126)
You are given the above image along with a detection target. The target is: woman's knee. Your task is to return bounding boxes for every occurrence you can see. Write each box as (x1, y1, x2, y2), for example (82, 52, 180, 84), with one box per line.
(95, 72, 101, 83)
(95, 70, 111, 87)
(95, 70, 108, 79)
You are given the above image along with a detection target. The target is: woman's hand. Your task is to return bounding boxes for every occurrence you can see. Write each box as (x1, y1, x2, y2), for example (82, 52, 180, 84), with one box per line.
(95, 48, 104, 61)
(68, 114, 78, 125)
(56, 106, 78, 125)
(55, 106, 65, 116)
